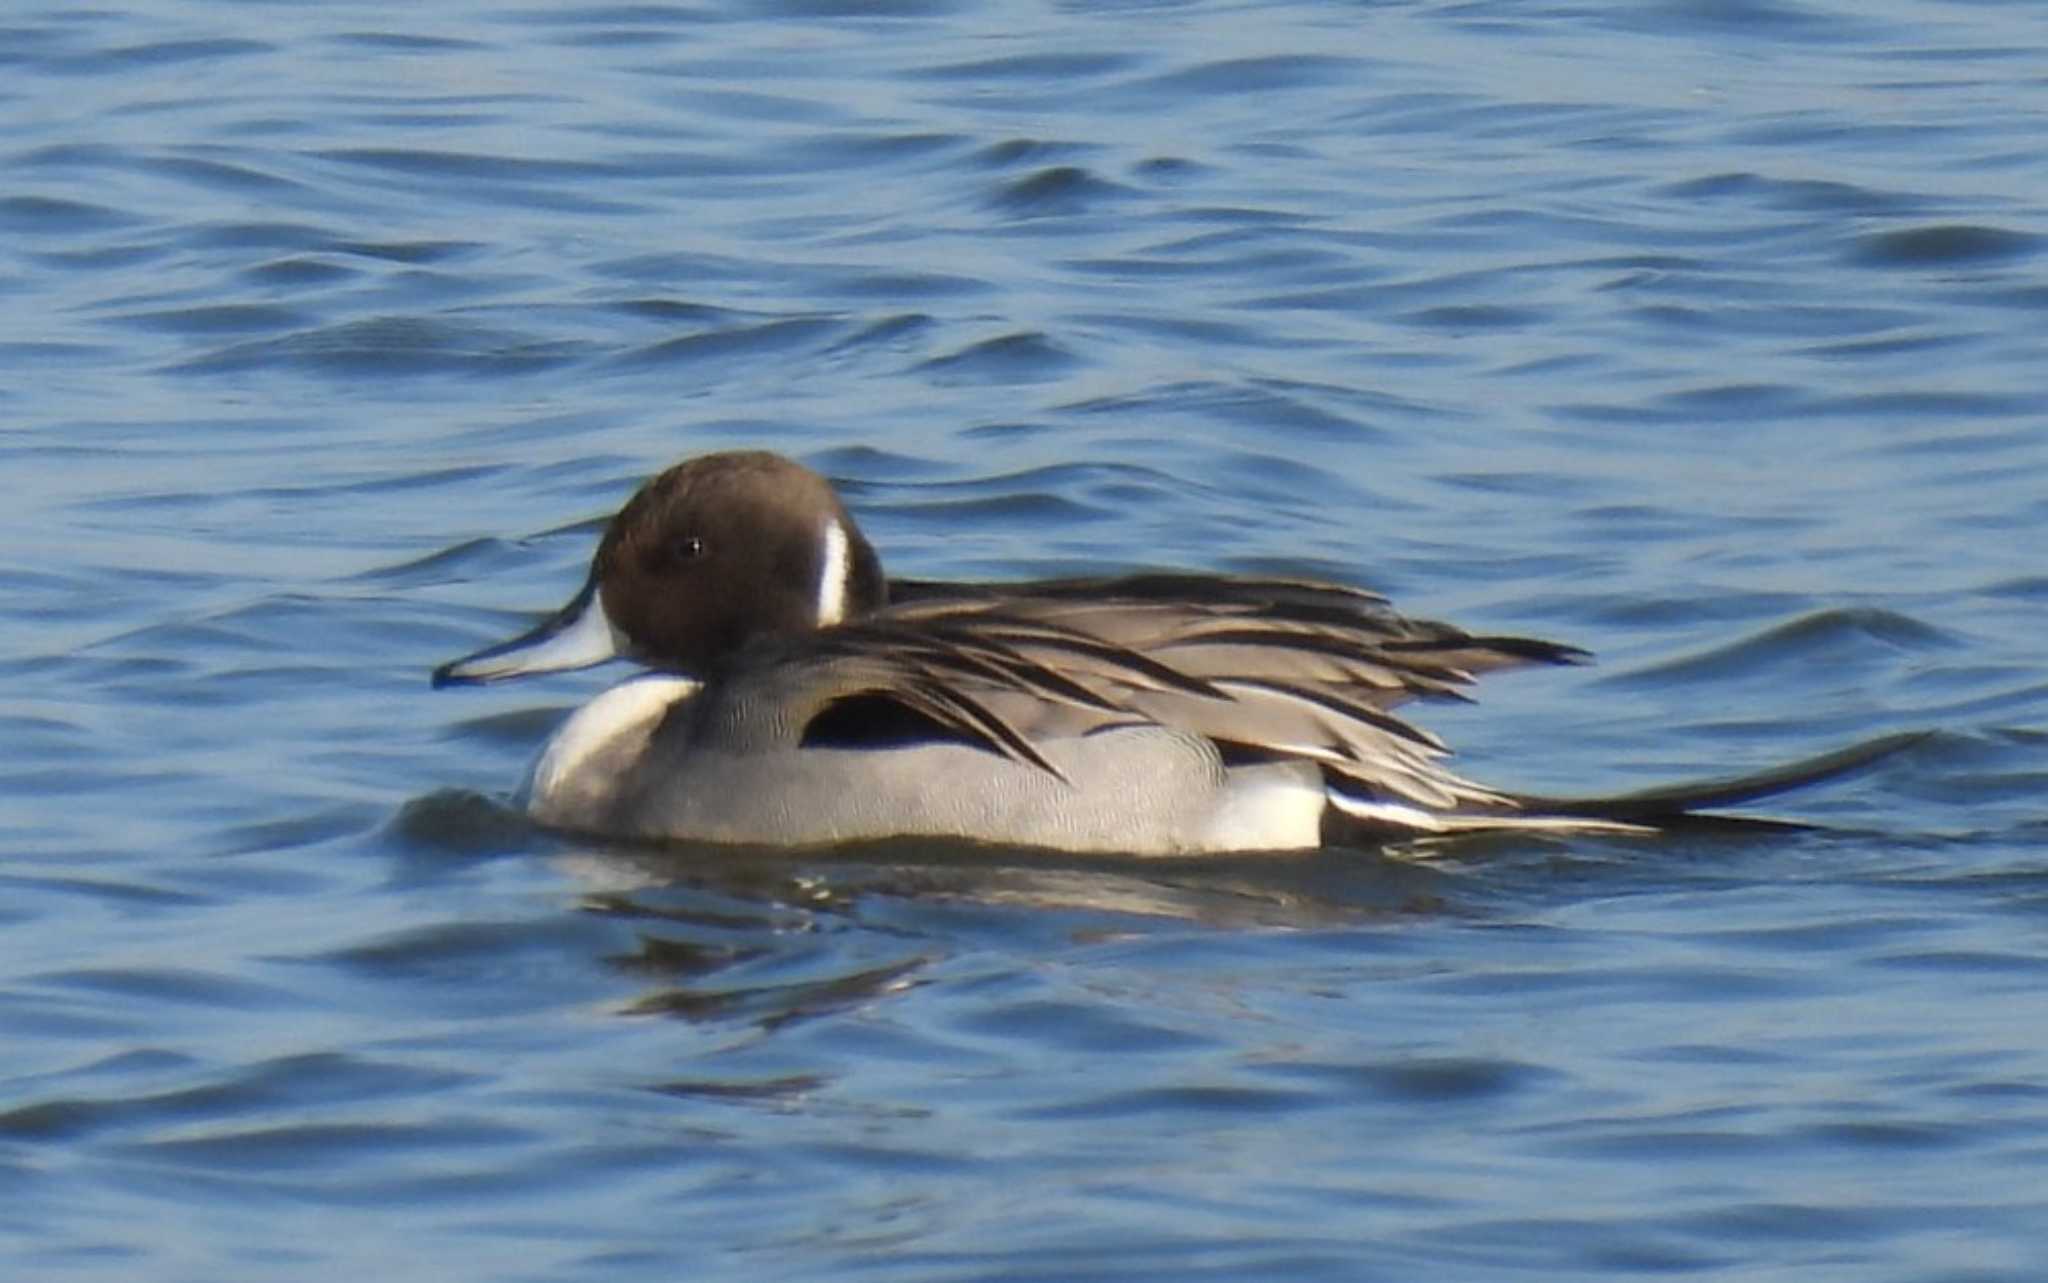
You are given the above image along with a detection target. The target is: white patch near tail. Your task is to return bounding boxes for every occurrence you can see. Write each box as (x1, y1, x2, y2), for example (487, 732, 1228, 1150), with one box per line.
(1327, 788, 1655, 837)
(1199, 765, 1326, 851)
(816, 518, 852, 627)
(1326, 792, 1450, 833)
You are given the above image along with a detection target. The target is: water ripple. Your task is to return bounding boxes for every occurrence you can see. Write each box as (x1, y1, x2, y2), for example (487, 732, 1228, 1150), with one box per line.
(48, 36, 273, 75)
(915, 330, 1083, 383)
(0, 195, 140, 232)
(1852, 223, 2043, 268)
(177, 316, 595, 376)
(986, 164, 1136, 217)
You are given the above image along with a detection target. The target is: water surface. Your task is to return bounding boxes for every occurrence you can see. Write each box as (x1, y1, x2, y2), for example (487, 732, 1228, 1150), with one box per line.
(4, 1, 2047, 1279)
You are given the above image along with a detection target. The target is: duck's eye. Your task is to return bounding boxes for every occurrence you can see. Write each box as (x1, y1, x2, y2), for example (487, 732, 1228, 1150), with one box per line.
(639, 535, 706, 573)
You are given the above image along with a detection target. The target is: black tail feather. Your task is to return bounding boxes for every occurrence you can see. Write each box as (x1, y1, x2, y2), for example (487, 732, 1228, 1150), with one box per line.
(1516, 731, 1929, 825)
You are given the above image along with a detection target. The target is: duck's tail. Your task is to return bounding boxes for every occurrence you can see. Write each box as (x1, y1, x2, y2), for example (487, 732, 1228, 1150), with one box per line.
(1328, 731, 1928, 840)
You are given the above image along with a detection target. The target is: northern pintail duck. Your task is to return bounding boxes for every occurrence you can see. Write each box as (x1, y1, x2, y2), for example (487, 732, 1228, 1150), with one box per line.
(433, 450, 1913, 854)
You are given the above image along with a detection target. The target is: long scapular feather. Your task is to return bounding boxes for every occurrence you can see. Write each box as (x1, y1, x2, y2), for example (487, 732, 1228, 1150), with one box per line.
(892, 677, 1066, 780)
(1207, 677, 1449, 752)
(931, 619, 1230, 698)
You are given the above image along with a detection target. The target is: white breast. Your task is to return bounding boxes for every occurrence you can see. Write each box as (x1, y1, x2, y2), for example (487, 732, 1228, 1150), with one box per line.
(525, 674, 700, 818)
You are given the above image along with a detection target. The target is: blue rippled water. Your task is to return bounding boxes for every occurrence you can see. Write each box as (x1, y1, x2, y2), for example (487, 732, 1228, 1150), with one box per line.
(5, 1, 2047, 1279)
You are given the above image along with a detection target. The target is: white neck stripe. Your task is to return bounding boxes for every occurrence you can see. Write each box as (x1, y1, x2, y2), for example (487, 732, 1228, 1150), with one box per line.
(816, 518, 852, 627)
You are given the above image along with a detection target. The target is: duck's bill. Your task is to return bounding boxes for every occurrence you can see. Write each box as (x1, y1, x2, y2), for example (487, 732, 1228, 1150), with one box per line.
(432, 577, 623, 687)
